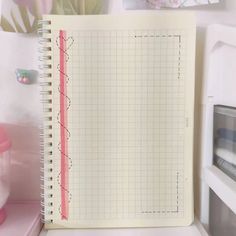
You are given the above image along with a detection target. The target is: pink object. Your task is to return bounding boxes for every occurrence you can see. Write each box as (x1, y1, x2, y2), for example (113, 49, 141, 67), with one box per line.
(0, 126, 11, 225)
(22, 77, 28, 83)
(0, 208, 6, 224)
(0, 202, 41, 236)
(0, 126, 11, 153)
(59, 30, 69, 220)
(17, 76, 31, 85)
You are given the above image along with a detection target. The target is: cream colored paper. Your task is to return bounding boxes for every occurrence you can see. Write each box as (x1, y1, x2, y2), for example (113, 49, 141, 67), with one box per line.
(42, 12, 196, 228)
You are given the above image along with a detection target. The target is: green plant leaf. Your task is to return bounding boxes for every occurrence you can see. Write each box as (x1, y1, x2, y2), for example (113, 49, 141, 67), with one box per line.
(10, 10, 25, 33)
(59, 0, 64, 8)
(68, 0, 77, 12)
(31, 18, 38, 33)
(31, 1, 40, 18)
(63, 0, 78, 14)
(18, 5, 31, 32)
(79, 0, 86, 14)
(52, 0, 65, 14)
(56, 3, 65, 14)
(85, 0, 102, 14)
(0, 15, 16, 32)
(92, 0, 103, 14)
(72, 0, 80, 12)
(51, 0, 58, 14)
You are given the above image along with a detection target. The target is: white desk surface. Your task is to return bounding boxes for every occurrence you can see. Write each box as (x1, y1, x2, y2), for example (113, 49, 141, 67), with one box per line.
(40, 220, 207, 236)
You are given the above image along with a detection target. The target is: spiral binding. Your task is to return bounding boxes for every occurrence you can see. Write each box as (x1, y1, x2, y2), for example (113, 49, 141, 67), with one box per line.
(38, 19, 54, 224)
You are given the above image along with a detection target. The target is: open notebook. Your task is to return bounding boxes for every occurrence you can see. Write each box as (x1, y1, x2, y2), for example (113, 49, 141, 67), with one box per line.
(40, 12, 196, 228)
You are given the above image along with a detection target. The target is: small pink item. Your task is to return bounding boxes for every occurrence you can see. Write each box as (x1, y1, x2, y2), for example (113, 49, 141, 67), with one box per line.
(22, 77, 29, 84)
(0, 127, 11, 153)
(0, 126, 11, 225)
(0, 208, 6, 225)
(15, 69, 38, 85)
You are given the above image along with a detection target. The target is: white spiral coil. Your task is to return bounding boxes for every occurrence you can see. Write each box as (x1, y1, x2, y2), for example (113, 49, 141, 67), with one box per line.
(38, 19, 54, 225)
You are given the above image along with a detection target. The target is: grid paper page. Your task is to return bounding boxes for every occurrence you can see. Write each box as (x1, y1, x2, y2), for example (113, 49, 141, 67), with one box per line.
(44, 13, 195, 228)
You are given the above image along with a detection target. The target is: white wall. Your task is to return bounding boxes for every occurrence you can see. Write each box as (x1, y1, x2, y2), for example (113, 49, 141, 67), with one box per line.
(0, 32, 41, 201)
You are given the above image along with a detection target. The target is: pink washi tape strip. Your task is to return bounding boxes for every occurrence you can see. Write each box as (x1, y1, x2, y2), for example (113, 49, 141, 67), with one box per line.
(59, 30, 69, 220)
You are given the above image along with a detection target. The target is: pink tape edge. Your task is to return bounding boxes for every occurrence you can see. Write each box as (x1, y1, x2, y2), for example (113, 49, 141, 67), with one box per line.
(59, 30, 69, 220)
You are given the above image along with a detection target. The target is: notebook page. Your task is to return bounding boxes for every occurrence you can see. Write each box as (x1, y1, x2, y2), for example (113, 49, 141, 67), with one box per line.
(43, 12, 196, 228)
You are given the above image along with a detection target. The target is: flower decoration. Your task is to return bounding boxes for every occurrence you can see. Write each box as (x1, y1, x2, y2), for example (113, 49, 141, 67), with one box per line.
(0, 0, 106, 33)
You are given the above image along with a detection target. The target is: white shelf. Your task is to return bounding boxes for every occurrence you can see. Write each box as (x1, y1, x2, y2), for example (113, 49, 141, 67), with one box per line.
(40, 220, 207, 236)
(205, 165, 236, 215)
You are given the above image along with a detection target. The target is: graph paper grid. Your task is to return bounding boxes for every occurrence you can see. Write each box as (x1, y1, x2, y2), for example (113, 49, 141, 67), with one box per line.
(50, 29, 189, 226)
